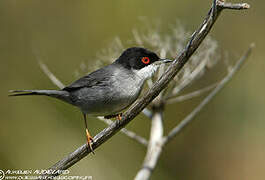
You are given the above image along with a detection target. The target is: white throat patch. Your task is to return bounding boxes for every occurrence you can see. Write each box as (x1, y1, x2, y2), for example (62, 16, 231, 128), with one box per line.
(132, 64, 158, 81)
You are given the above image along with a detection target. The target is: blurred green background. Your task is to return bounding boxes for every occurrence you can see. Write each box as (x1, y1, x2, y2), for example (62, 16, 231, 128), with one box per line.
(0, 0, 264, 179)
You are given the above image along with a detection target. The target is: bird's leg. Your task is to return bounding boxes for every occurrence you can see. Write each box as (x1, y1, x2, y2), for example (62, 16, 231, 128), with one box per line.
(83, 114, 94, 154)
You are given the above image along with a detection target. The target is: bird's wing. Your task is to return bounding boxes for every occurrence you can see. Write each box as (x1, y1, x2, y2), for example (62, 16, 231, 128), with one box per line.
(63, 66, 112, 91)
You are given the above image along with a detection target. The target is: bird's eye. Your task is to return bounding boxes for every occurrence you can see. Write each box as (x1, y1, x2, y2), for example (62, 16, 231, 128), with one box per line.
(141, 57, 150, 64)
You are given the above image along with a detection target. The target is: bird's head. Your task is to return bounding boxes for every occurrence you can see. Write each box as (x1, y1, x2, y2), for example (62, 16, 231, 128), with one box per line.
(116, 47, 172, 80)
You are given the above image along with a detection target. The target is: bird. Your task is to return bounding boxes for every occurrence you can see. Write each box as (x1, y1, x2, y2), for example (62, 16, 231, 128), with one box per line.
(9, 47, 172, 153)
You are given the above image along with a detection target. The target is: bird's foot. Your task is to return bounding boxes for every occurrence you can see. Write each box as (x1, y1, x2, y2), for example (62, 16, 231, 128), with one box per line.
(104, 113, 122, 121)
(116, 113, 122, 121)
(86, 129, 95, 154)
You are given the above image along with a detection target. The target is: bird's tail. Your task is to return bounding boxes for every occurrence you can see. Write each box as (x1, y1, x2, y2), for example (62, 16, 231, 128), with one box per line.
(9, 89, 71, 103)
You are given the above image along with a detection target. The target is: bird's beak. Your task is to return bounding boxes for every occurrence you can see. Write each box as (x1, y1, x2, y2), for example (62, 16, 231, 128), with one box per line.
(160, 58, 173, 63)
(155, 58, 173, 65)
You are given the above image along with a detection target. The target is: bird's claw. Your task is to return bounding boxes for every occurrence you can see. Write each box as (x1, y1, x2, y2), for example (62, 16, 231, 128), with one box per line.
(86, 129, 95, 154)
(104, 113, 122, 121)
(116, 113, 122, 121)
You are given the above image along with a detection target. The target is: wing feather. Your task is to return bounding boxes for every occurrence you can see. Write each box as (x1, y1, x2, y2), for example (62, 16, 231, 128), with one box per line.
(63, 65, 113, 91)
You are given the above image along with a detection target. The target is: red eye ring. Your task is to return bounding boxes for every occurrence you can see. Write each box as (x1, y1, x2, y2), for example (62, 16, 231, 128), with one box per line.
(141, 57, 150, 64)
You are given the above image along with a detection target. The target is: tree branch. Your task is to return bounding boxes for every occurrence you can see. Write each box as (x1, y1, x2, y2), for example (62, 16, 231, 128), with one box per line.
(134, 109, 164, 180)
(39, 1, 250, 179)
(217, 1, 250, 10)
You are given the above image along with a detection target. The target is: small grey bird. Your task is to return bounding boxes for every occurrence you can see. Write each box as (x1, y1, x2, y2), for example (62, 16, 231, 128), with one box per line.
(9, 47, 172, 152)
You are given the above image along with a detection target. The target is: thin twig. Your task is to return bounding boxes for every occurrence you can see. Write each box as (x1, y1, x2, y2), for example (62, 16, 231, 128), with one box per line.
(163, 43, 254, 145)
(38, 61, 65, 89)
(166, 82, 218, 104)
(39, 1, 249, 179)
(169, 54, 209, 97)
